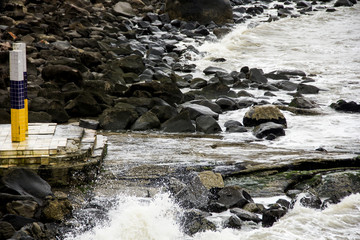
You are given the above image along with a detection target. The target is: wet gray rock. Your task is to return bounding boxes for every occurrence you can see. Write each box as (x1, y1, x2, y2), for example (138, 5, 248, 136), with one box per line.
(149, 105, 178, 123)
(297, 83, 320, 94)
(161, 111, 195, 133)
(125, 82, 184, 106)
(65, 92, 102, 117)
(293, 192, 322, 209)
(273, 80, 298, 91)
(253, 122, 285, 139)
(166, 0, 233, 25)
(191, 99, 223, 114)
(131, 111, 161, 131)
(180, 103, 219, 120)
(215, 97, 238, 111)
(200, 82, 233, 99)
(330, 100, 360, 113)
(195, 115, 222, 134)
(224, 215, 242, 229)
(289, 97, 317, 109)
(217, 186, 253, 209)
(230, 208, 261, 223)
(237, 90, 255, 98)
(262, 207, 287, 227)
(115, 55, 145, 74)
(99, 103, 139, 130)
(175, 174, 210, 209)
(334, 0, 354, 6)
(249, 68, 268, 84)
(313, 171, 360, 199)
(41, 65, 83, 88)
(190, 78, 208, 89)
(203, 66, 228, 75)
(2, 169, 53, 205)
(243, 105, 287, 127)
(182, 210, 216, 236)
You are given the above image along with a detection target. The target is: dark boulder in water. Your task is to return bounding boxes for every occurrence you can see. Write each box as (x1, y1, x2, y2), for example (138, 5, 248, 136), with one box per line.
(196, 115, 222, 134)
(297, 83, 320, 94)
(262, 207, 287, 227)
(131, 111, 161, 131)
(165, 0, 233, 25)
(253, 122, 286, 139)
(334, 0, 354, 7)
(181, 210, 216, 236)
(330, 100, 360, 113)
(289, 96, 317, 109)
(223, 215, 242, 229)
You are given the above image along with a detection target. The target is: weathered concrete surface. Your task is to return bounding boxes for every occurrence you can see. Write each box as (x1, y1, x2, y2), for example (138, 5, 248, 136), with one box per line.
(0, 123, 107, 186)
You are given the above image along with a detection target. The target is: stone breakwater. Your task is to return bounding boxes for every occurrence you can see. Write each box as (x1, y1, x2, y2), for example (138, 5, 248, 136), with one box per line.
(1, 0, 359, 133)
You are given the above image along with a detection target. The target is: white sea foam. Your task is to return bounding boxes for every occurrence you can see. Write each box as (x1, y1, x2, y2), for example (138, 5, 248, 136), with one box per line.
(192, 3, 360, 153)
(66, 193, 360, 240)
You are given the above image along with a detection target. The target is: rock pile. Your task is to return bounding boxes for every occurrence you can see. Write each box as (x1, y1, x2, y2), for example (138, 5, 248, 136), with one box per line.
(1, 0, 354, 138)
(0, 169, 72, 239)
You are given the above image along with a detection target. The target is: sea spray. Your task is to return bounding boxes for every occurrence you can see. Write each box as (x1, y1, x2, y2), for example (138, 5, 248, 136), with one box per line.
(66, 193, 185, 240)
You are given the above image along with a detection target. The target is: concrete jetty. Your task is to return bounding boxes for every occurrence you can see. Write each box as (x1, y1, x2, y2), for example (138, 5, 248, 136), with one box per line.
(0, 123, 107, 186)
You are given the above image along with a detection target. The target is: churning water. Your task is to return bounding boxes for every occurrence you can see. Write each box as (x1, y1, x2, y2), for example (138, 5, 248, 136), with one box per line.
(66, 3, 360, 240)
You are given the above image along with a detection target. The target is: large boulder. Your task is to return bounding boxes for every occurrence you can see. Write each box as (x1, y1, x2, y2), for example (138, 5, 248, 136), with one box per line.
(262, 207, 287, 227)
(161, 111, 195, 133)
(330, 100, 360, 113)
(175, 174, 210, 209)
(131, 111, 161, 131)
(115, 55, 145, 74)
(181, 211, 216, 236)
(165, 0, 233, 25)
(198, 171, 224, 190)
(230, 208, 261, 223)
(243, 105, 287, 127)
(180, 103, 219, 120)
(217, 186, 253, 209)
(195, 115, 222, 134)
(149, 105, 178, 122)
(64, 92, 102, 117)
(125, 82, 184, 106)
(41, 65, 83, 88)
(2, 169, 53, 205)
(253, 122, 286, 139)
(99, 103, 139, 130)
(47, 101, 70, 123)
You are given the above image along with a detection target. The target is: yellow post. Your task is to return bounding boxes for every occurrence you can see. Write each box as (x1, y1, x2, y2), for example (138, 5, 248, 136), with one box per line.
(13, 43, 28, 131)
(10, 49, 26, 142)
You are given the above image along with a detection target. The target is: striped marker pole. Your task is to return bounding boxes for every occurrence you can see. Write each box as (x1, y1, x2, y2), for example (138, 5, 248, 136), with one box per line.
(12, 43, 28, 131)
(10, 49, 26, 142)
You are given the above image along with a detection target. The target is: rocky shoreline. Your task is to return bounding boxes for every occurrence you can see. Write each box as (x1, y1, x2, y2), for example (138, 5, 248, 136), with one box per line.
(1, 0, 360, 239)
